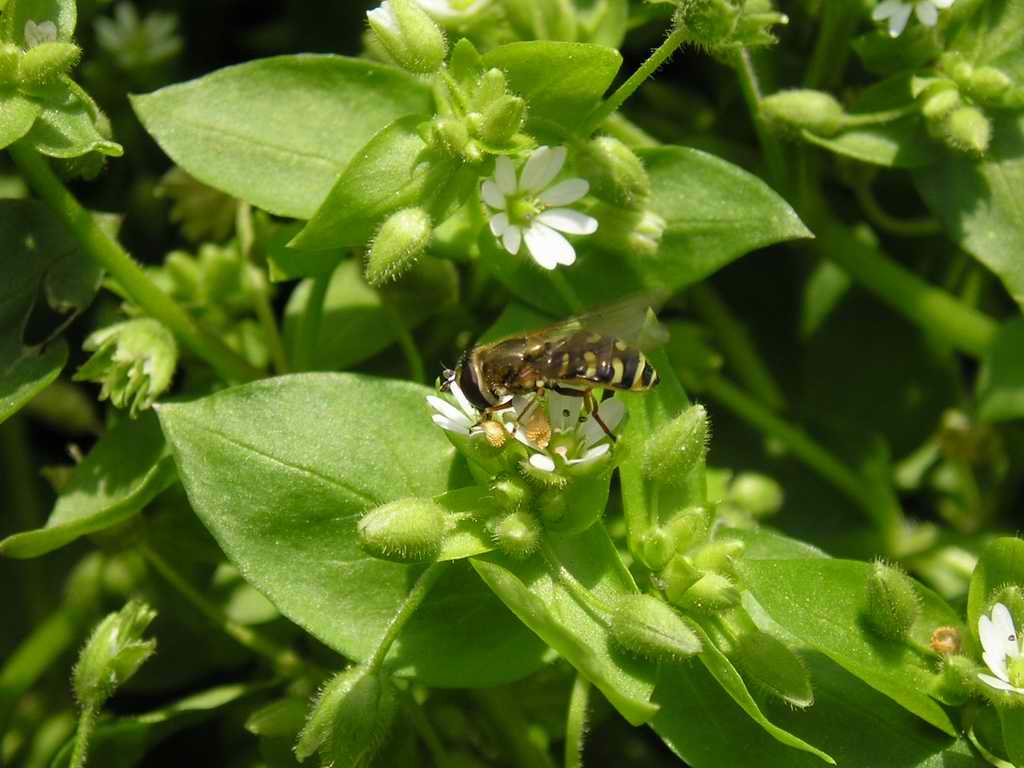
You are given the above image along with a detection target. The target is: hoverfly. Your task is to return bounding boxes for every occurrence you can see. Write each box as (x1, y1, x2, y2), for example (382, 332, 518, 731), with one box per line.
(440, 296, 666, 442)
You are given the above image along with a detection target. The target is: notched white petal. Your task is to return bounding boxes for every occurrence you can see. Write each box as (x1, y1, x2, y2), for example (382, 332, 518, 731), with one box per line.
(521, 146, 567, 192)
(538, 208, 599, 235)
(481, 180, 507, 210)
(427, 396, 472, 426)
(489, 211, 510, 236)
(524, 223, 575, 269)
(915, 1, 938, 26)
(539, 178, 589, 206)
(502, 225, 523, 256)
(495, 156, 518, 195)
(529, 453, 557, 472)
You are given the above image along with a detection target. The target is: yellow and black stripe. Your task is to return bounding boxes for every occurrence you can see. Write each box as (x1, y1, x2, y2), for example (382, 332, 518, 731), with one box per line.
(554, 332, 659, 391)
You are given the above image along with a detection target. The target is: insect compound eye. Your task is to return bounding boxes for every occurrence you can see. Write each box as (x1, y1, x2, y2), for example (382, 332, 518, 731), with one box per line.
(438, 368, 456, 392)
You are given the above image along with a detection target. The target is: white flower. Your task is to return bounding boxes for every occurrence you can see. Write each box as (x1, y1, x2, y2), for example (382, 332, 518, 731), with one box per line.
(481, 146, 598, 271)
(977, 602, 1024, 696)
(366, 1, 400, 35)
(415, 0, 491, 21)
(516, 391, 625, 474)
(427, 381, 516, 438)
(871, 0, 955, 38)
(24, 19, 58, 47)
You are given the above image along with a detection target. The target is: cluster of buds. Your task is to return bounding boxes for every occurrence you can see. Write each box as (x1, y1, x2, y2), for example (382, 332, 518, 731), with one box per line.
(672, 0, 788, 53)
(0, 19, 80, 89)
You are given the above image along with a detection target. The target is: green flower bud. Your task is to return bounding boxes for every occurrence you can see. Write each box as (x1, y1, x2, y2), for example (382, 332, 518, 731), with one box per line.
(968, 67, 1012, 103)
(661, 555, 702, 605)
(934, 654, 973, 705)
(664, 506, 709, 553)
(691, 539, 745, 576)
(762, 89, 846, 137)
(474, 68, 508, 109)
(477, 95, 526, 146)
(589, 203, 666, 259)
(643, 405, 709, 485)
(921, 88, 962, 122)
(296, 666, 397, 766)
(578, 137, 651, 209)
(490, 474, 533, 512)
(674, 0, 737, 46)
(734, 630, 813, 708)
(357, 497, 447, 562)
(492, 510, 542, 559)
(366, 207, 432, 286)
(538, 489, 568, 523)
(864, 561, 921, 640)
(17, 41, 80, 85)
(429, 116, 471, 157)
(640, 528, 676, 571)
(519, 458, 569, 489)
(72, 600, 157, 708)
(726, 473, 783, 518)
(366, 0, 447, 74)
(245, 697, 307, 737)
(449, 38, 483, 84)
(0, 44, 19, 83)
(673, 572, 740, 612)
(74, 318, 178, 417)
(610, 594, 703, 661)
(941, 106, 992, 155)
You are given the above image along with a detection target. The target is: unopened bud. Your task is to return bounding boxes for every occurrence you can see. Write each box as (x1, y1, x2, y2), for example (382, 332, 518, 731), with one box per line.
(17, 41, 79, 85)
(366, 0, 447, 74)
(538, 489, 567, 522)
(590, 203, 666, 259)
(727, 473, 783, 518)
(664, 506, 709, 553)
(0, 44, 19, 83)
(673, 572, 740, 612)
(674, 0, 737, 46)
(935, 654, 973, 705)
(429, 116, 471, 156)
(366, 207, 432, 286)
(661, 555, 702, 605)
(762, 89, 846, 137)
(492, 510, 542, 558)
(969, 67, 1012, 103)
(449, 38, 483, 83)
(643, 405, 709, 485)
(734, 630, 813, 708)
(490, 474, 533, 512)
(296, 666, 397, 766)
(357, 497, 447, 562)
(864, 561, 921, 640)
(930, 626, 961, 655)
(639, 528, 675, 571)
(921, 88, 962, 122)
(73, 600, 157, 708)
(942, 106, 991, 155)
(518, 455, 568, 489)
(578, 137, 651, 209)
(478, 95, 526, 146)
(610, 594, 702, 661)
(691, 539, 745, 576)
(245, 698, 306, 737)
(474, 68, 507, 108)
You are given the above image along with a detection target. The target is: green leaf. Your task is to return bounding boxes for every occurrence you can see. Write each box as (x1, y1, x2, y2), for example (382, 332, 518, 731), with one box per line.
(914, 112, 1024, 311)
(130, 55, 433, 219)
(800, 75, 936, 168)
(0, 412, 175, 558)
(998, 707, 1024, 768)
(472, 524, 660, 727)
(157, 373, 545, 687)
(484, 146, 811, 314)
(722, 526, 829, 561)
(2, 0, 76, 44)
(481, 41, 621, 134)
(977, 319, 1024, 423)
(0, 339, 66, 426)
(740, 558, 961, 736)
(967, 536, 1024, 640)
(946, 0, 1024, 81)
(288, 115, 434, 252)
(851, 27, 943, 76)
(50, 684, 256, 768)
(282, 257, 457, 371)
(26, 80, 123, 158)
(0, 91, 41, 150)
(578, 0, 628, 48)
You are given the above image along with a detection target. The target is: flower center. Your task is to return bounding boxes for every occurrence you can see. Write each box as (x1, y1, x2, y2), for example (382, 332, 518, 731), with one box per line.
(508, 194, 541, 227)
(1010, 655, 1024, 688)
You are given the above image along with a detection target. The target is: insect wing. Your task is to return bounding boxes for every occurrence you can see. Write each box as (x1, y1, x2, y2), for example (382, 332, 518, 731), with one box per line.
(523, 292, 669, 351)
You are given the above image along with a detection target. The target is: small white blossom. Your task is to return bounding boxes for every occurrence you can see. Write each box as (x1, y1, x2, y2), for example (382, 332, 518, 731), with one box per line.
(977, 602, 1024, 696)
(24, 19, 58, 47)
(871, 0, 955, 38)
(415, 0, 491, 21)
(514, 391, 624, 474)
(482, 146, 598, 271)
(427, 381, 515, 437)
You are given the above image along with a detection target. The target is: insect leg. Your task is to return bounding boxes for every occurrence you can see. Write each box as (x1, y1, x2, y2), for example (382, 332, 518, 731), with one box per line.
(583, 389, 616, 442)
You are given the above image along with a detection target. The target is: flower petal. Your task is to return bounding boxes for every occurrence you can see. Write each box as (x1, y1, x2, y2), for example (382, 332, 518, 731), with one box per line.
(888, 3, 913, 35)
(548, 391, 583, 432)
(871, 0, 904, 20)
(489, 211, 510, 237)
(481, 180, 506, 210)
(367, 2, 400, 34)
(524, 223, 575, 269)
(427, 395, 472, 427)
(529, 453, 557, 472)
(520, 146, 567, 192)
(450, 381, 478, 419)
(538, 208, 599, 235)
(993, 603, 1020, 658)
(932, 0, 955, 7)
(495, 156, 517, 195)
(978, 673, 1024, 694)
(581, 397, 626, 447)
(539, 178, 589, 206)
(565, 443, 610, 465)
(432, 414, 471, 434)
(915, 1, 938, 26)
(502, 224, 522, 256)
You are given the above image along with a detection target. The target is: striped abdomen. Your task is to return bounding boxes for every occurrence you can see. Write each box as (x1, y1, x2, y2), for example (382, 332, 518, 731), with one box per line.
(544, 332, 659, 391)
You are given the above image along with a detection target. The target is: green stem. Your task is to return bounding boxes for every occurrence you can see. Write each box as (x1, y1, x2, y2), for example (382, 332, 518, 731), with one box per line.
(702, 375, 902, 533)
(600, 112, 659, 148)
(69, 702, 97, 768)
(579, 24, 690, 136)
(689, 283, 786, 411)
(564, 673, 590, 768)
(236, 203, 289, 375)
(853, 182, 943, 238)
(734, 48, 787, 189)
(296, 270, 331, 371)
(140, 544, 303, 674)
(804, 1, 857, 90)
(367, 562, 449, 671)
(1, 416, 47, 621)
(840, 104, 918, 128)
(8, 143, 259, 384)
(383, 302, 426, 384)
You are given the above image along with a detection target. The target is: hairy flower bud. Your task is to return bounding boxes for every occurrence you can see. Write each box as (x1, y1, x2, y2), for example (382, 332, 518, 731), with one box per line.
(673, 572, 740, 612)
(366, 207, 432, 286)
(941, 106, 992, 155)
(643, 405, 709, 485)
(492, 510, 542, 558)
(578, 137, 651, 209)
(691, 539, 745, 576)
(864, 561, 921, 640)
(0, 44, 19, 83)
(490, 474, 533, 512)
(968, 67, 1012, 103)
(661, 555, 702, 605)
(296, 666, 397, 766)
(589, 203, 666, 259)
(921, 88, 962, 122)
(640, 527, 675, 571)
(74, 318, 178, 417)
(726, 473, 784, 518)
(366, 0, 447, 74)
(935, 654, 973, 705)
(734, 630, 813, 708)
(664, 506, 709, 553)
(610, 594, 702, 661)
(73, 600, 157, 708)
(762, 89, 846, 137)
(358, 497, 447, 562)
(17, 41, 80, 85)
(477, 95, 526, 146)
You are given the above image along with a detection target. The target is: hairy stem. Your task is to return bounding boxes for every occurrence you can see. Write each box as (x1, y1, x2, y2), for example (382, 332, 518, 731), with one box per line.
(237, 203, 289, 374)
(69, 702, 97, 768)
(734, 48, 787, 189)
(8, 142, 260, 384)
(804, 1, 857, 90)
(564, 673, 591, 768)
(367, 562, 450, 671)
